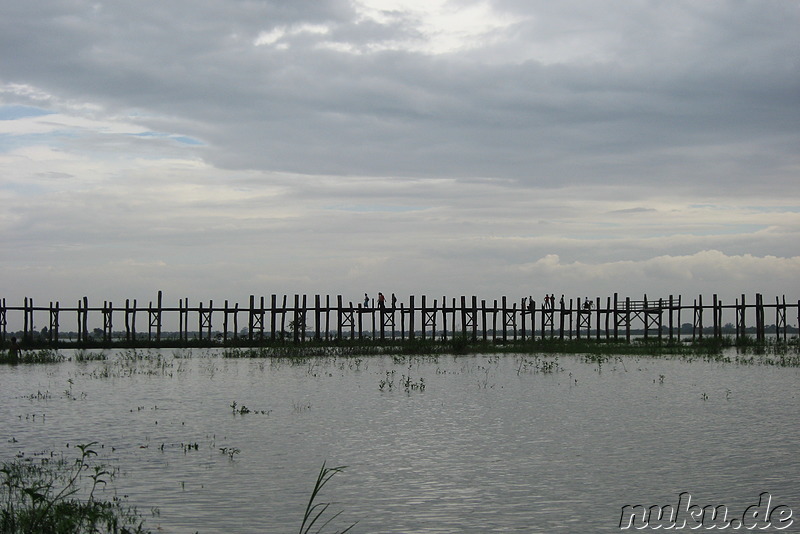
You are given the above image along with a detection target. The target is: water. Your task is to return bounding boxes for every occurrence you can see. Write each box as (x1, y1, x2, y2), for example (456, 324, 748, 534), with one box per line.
(1, 349, 798, 533)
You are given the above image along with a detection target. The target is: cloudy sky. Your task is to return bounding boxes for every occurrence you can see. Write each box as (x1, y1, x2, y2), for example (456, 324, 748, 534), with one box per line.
(1, 0, 798, 314)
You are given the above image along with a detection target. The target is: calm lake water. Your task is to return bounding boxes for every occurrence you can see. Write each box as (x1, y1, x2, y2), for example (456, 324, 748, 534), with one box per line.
(1, 349, 798, 533)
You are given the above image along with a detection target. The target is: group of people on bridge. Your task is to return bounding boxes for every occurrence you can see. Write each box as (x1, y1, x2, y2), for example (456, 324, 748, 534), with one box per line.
(364, 292, 398, 310)
(528, 295, 594, 311)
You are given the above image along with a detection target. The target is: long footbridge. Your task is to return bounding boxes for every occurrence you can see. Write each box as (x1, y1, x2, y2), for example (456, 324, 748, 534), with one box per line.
(1, 292, 797, 346)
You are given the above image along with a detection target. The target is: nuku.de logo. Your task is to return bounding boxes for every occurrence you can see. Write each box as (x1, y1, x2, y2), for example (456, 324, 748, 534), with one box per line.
(619, 492, 793, 530)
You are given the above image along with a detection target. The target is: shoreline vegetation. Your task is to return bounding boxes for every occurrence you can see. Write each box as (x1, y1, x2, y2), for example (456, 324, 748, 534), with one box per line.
(1, 336, 798, 366)
(1, 448, 352, 534)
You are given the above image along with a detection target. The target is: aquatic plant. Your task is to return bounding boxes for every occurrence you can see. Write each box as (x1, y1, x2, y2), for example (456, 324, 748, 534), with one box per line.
(219, 447, 240, 461)
(73, 350, 107, 362)
(378, 370, 395, 391)
(230, 401, 271, 415)
(0, 349, 65, 364)
(299, 462, 356, 534)
(0, 443, 148, 533)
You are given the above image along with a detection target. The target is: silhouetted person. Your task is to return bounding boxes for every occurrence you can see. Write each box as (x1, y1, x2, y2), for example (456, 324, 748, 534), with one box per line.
(378, 292, 386, 309)
(364, 293, 370, 308)
(8, 336, 20, 363)
(391, 293, 397, 310)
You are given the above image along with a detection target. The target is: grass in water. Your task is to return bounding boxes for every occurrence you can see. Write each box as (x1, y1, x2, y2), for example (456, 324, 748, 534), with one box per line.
(299, 462, 356, 534)
(0, 443, 148, 533)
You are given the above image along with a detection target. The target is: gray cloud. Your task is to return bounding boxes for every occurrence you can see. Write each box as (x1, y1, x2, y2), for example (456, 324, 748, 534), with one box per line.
(1, 0, 798, 308)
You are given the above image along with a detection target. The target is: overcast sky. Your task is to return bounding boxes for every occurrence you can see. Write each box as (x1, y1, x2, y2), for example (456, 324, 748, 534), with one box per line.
(1, 0, 798, 316)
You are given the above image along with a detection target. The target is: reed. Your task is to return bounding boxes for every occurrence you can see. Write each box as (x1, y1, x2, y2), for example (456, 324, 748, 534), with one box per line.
(298, 462, 356, 534)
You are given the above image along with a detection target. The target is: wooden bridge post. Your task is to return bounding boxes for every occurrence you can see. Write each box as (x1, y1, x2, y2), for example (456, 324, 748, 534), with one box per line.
(131, 299, 137, 343)
(613, 293, 619, 340)
(325, 295, 331, 341)
(400, 303, 405, 340)
(667, 295, 674, 340)
(209, 299, 214, 340)
(625, 296, 631, 342)
(157, 291, 162, 343)
(370, 298, 376, 339)
(501, 296, 508, 342)
(694, 295, 703, 341)
(542, 299, 550, 340)
(420, 295, 428, 339)
(300, 294, 307, 343)
(437, 296, 443, 340)
(23, 297, 29, 343)
(512, 300, 519, 340)
(643, 295, 649, 340)
(358, 303, 367, 340)
(248, 295, 254, 342)
(408, 295, 415, 340)
(147, 297, 153, 342)
(482, 299, 489, 341)
(269, 295, 276, 341)
(567, 298, 574, 339)
(233, 303, 239, 341)
(337, 295, 344, 340)
(420, 295, 427, 340)
(102, 300, 111, 342)
(776, 295, 787, 341)
(595, 297, 601, 340)
(735, 294, 744, 340)
(0, 298, 6, 343)
(755, 293, 763, 341)
(83, 296, 89, 343)
(450, 297, 457, 340)
(76, 298, 82, 343)
(49, 301, 59, 345)
(471, 296, 478, 341)
(438, 297, 445, 341)
(223, 300, 229, 342)
(462, 296, 469, 339)
(378, 301, 386, 341)
(179, 299, 185, 342)
(293, 294, 300, 343)
(491, 299, 498, 341)
(279, 295, 288, 339)
(315, 294, 321, 341)
(198, 301, 204, 341)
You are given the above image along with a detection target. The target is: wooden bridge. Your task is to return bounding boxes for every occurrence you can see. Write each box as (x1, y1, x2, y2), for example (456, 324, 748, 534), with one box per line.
(1, 292, 797, 347)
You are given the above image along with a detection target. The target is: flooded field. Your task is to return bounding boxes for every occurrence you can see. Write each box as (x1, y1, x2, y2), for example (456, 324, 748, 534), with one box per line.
(1, 349, 798, 533)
